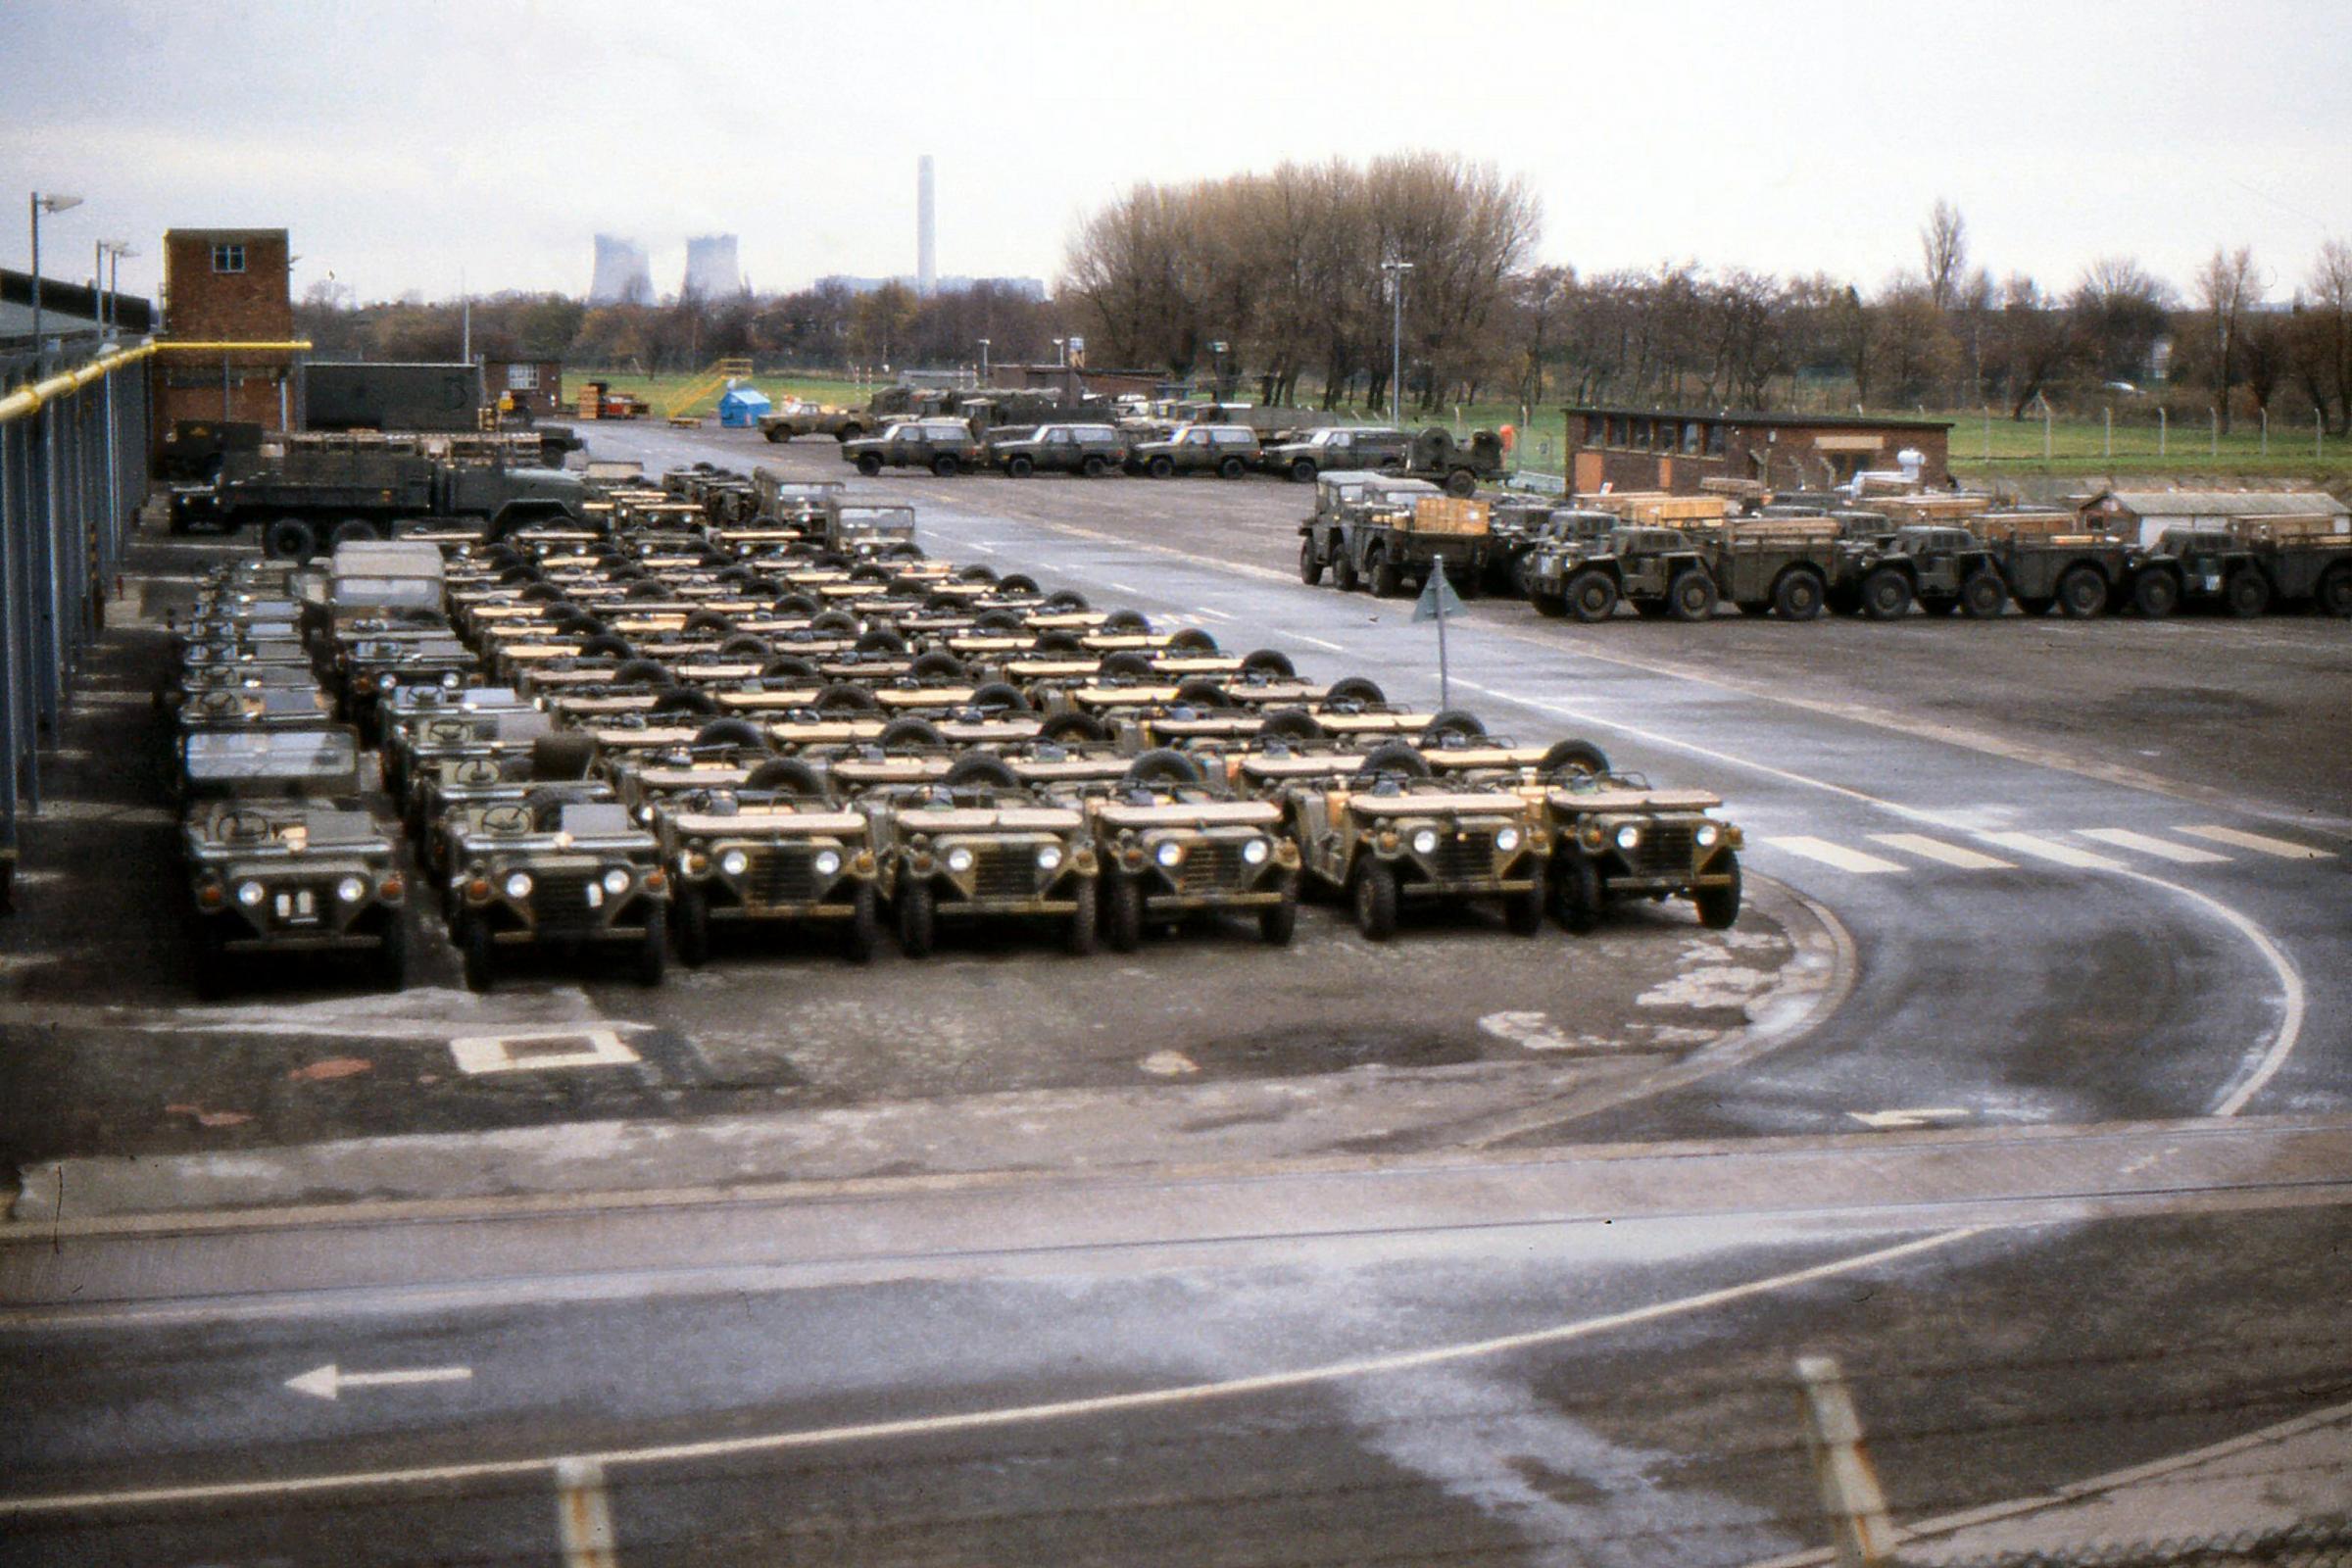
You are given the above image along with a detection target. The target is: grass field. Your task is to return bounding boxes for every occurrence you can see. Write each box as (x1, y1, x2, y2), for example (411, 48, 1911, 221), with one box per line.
(566, 368, 2347, 488)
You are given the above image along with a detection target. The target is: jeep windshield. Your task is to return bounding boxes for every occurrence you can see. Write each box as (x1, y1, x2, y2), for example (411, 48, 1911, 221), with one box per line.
(184, 728, 360, 787)
(836, 507, 915, 538)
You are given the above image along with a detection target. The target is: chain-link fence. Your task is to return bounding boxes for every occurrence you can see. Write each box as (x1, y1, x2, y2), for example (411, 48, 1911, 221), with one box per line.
(1909, 1517, 2352, 1568)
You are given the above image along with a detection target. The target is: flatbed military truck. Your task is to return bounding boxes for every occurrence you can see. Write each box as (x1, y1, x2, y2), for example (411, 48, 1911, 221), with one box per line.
(171, 442, 586, 561)
(1344, 495, 1499, 599)
(1832, 524, 2009, 619)
(2129, 518, 2352, 618)
(1525, 526, 1719, 621)
(1297, 471, 1443, 590)
(1701, 517, 1844, 620)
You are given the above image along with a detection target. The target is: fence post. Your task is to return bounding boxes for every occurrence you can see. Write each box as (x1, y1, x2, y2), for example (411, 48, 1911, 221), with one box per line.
(2104, 406, 2112, 462)
(2321, 408, 2327, 462)
(2159, 405, 2168, 456)
(2261, 406, 2269, 456)
(1795, 1355, 1894, 1568)
(2211, 407, 2219, 458)
(1984, 406, 1991, 465)
(554, 1457, 620, 1568)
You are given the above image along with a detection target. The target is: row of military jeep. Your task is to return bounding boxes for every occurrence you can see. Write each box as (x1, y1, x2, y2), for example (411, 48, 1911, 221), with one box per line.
(161, 472, 1745, 995)
(1298, 476, 2352, 622)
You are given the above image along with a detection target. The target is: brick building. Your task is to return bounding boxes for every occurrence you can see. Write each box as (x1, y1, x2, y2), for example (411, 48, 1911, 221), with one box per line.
(483, 357, 564, 417)
(1561, 405, 1952, 496)
(154, 227, 297, 440)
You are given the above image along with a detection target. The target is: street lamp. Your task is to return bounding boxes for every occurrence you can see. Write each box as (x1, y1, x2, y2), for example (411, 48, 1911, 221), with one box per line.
(977, 337, 990, 382)
(1381, 258, 1413, 426)
(99, 242, 136, 334)
(28, 191, 85, 373)
(1052, 337, 1066, 368)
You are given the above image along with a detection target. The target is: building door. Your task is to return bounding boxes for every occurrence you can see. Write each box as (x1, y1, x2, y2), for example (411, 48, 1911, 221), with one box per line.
(1573, 452, 1603, 494)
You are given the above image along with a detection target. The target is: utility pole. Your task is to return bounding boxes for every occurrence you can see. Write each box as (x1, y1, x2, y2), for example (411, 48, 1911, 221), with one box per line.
(1795, 1355, 1895, 1568)
(1382, 258, 1413, 425)
(28, 191, 84, 374)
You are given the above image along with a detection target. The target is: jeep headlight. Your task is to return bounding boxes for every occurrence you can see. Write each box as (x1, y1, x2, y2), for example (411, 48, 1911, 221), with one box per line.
(441, 671, 462, 688)
(636, 805, 654, 823)
(946, 846, 975, 874)
(603, 867, 633, 895)
(236, 880, 267, 906)
(717, 850, 749, 878)
(813, 849, 843, 877)
(504, 871, 534, 900)
(335, 875, 368, 904)
(1036, 844, 1063, 871)
(1411, 828, 1441, 856)
(378, 673, 398, 690)
(1695, 823, 1720, 849)
(1241, 838, 1269, 865)
(1154, 841, 1183, 868)
(1494, 826, 1520, 854)
(1614, 825, 1642, 852)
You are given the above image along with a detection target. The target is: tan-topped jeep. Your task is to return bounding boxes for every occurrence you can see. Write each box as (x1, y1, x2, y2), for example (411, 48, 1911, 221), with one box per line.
(860, 753, 1100, 957)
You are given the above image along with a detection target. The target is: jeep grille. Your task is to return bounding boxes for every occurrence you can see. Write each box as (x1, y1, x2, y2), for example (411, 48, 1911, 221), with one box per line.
(743, 847, 819, 909)
(970, 848, 1040, 901)
(1425, 835, 1497, 884)
(529, 869, 605, 936)
(1626, 823, 1697, 877)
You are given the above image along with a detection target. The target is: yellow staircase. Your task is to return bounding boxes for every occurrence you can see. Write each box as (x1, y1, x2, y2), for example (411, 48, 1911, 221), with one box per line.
(663, 357, 756, 424)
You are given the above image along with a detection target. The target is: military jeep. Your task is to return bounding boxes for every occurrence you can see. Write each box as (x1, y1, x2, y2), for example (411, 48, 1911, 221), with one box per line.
(1539, 753, 1742, 934)
(180, 727, 407, 996)
(1126, 422, 1260, 480)
(1270, 740, 1548, 941)
(657, 756, 882, 966)
(986, 422, 1129, 478)
(842, 419, 983, 477)
(861, 754, 1100, 957)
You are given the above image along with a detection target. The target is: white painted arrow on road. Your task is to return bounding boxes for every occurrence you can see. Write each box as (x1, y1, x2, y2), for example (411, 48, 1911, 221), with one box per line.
(285, 1363, 472, 1401)
(1847, 1108, 1972, 1130)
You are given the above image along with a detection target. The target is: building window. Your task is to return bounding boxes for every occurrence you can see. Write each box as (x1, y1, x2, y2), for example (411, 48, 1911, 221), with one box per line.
(506, 364, 540, 390)
(211, 244, 246, 274)
(1684, 421, 1703, 455)
(1707, 422, 1727, 457)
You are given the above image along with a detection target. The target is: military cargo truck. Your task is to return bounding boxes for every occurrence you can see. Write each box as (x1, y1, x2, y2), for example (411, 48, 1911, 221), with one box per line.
(170, 443, 587, 561)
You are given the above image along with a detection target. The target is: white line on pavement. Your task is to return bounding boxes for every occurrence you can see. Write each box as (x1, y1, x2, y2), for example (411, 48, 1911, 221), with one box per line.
(2178, 824, 2333, 860)
(1762, 837, 1906, 875)
(2077, 828, 2230, 865)
(1867, 834, 2015, 871)
(1978, 832, 2129, 871)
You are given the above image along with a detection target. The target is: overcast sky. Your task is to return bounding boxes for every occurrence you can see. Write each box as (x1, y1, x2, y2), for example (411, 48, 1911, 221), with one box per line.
(3, 0, 2345, 309)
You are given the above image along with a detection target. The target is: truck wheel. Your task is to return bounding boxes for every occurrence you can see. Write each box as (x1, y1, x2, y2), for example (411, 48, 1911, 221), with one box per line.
(1290, 459, 1317, 483)
(843, 883, 879, 964)
(896, 876, 936, 958)
(637, 904, 667, 987)
(1352, 859, 1399, 942)
(2131, 569, 2180, 619)
(1961, 570, 2008, 619)
(1218, 456, 1247, 480)
(1004, 454, 1033, 478)
(1446, 468, 1476, 498)
(461, 916, 495, 994)
(1694, 851, 1742, 930)
(1081, 455, 1108, 478)
(2318, 565, 2352, 619)
(1259, 877, 1298, 947)
(1334, 550, 1361, 593)
(1530, 589, 1568, 617)
(2057, 565, 2109, 618)
(1503, 862, 1547, 937)
(837, 424, 864, 443)
(1667, 570, 1718, 622)
(1860, 567, 1914, 620)
(2225, 569, 2272, 618)
(932, 454, 960, 477)
(1773, 569, 1827, 621)
(856, 453, 884, 476)
(263, 517, 318, 563)
(331, 517, 381, 548)
(1566, 570, 1618, 623)
(1105, 872, 1145, 953)
(1551, 852, 1604, 935)
(1148, 456, 1175, 479)
(764, 427, 787, 443)
(674, 883, 711, 968)
(1064, 877, 1099, 956)
(1369, 553, 1405, 599)
(1298, 539, 1325, 585)
(375, 913, 410, 992)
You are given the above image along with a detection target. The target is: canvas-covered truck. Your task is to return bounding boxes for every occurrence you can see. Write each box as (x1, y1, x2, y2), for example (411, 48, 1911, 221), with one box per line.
(170, 445, 586, 561)
(1700, 517, 1844, 620)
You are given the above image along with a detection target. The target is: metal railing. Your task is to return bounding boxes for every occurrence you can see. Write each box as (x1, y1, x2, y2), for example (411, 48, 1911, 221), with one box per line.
(1, 338, 154, 911)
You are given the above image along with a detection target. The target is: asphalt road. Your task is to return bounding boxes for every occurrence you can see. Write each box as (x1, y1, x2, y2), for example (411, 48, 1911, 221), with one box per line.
(2, 424, 2346, 1566)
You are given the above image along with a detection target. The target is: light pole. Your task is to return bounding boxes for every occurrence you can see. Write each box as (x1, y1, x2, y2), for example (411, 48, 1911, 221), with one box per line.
(99, 242, 135, 335)
(1381, 258, 1413, 426)
(977, 337, 990, 382)
(28, 191, 85, 373)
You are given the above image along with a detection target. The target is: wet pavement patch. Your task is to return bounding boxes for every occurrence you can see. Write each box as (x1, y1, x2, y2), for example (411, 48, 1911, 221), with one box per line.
(1184, 1024, 1485, 1078)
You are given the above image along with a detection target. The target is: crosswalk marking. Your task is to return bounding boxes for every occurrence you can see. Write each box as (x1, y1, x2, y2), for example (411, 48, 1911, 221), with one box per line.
(1867, 833, 2016, 870)
(2076, 828, 2230, 864)
(2177, 825, 2334, 860)
(1763, 836, 1906, 874)
(1978, 832, 2130, 871)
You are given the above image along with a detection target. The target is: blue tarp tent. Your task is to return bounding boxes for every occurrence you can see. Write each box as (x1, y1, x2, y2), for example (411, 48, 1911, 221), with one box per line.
(715, 383, 772, 427)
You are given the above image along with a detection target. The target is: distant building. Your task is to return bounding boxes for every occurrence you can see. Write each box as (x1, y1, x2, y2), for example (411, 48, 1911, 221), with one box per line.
(484, 357, 565, 418)
(154, 226, 298, 439)
(0, 270, 153, 358)
(1560, 405, 1953, 496)
(587, 234, 653, 305)
(683, 235, 741, 299)
(992, 362, 1166, 399)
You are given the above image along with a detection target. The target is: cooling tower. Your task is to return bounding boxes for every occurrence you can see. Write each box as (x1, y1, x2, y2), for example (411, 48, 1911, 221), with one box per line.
(917, 156, 936, 298)
(588, 234, 652, 305)
(683, 234, 741, 299)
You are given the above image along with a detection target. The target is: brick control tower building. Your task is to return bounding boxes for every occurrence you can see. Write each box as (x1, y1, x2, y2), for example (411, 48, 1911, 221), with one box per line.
(154, 227, 297, 443)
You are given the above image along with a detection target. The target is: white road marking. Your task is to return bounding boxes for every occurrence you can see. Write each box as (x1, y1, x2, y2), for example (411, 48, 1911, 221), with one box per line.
(0, 1230, 1973, 1516)
(2178, 824, 2333, 860)
(1107, 581, 1141, 595)
(1848, 1108, 1972, 1130)
(285, 1362, 472, 1400)
(1978, 832, 2128, 871)
(2076, 828, 2230, 865)
(1867, 834, 2015, 871)
(1193, 605, 1234, 621)
(1761, 837, 1905, 875)
(1290, 632, 1346, 653)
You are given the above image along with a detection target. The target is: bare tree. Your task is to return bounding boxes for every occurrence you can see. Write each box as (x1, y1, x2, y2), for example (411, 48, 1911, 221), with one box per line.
(2193, 245, 2260, 433)
(2307, 239, 2352, 434)
(1921, 199, 1968, 313)
(2069, 256, 2173, 384)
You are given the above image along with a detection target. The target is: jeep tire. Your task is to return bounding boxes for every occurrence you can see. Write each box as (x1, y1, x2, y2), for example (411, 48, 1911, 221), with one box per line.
(844, 883, 879, 964)
(674, 882, 711, 968)
(1105, 872, 1145, 953)
(896, 877, 936, 958)
(1064, 877, 1099, 956)
(1148, 455, 1175, 478)
(931, 454, 960, 477)
(1503, 863, 1547, 937)
(1352, 858, 1399, 942)
(461, 915, 495, 993)
(1260, 877, 1298, 947)
(1694, 851, 1742, 931)
(1552, 851, 1605, 935)
(1567, 570, 1618, 623)
(1298, 538, 1324, 586)
(636, 904, 667, 987)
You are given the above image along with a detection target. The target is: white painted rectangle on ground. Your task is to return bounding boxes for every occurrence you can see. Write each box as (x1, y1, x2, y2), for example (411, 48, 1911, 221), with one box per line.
(448, 1026, 639, 1077)
(2076, 828, 2230, 865)
(1762, 836, 1906, 875)
(2177, 824, 2334, 860)
(1978, 832, 2127, 871)
(1867, 833, 2015, 871)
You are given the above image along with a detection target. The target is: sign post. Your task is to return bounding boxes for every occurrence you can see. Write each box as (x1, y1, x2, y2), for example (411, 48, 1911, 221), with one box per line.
(1413, 561, 1465, 710)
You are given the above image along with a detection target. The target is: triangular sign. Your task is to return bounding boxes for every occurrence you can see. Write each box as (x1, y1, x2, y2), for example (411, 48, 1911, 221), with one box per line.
(1412, 562, 1465, 623)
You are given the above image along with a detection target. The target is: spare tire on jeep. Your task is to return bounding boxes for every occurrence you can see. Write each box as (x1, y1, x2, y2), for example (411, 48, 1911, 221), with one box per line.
(1356, 740, 1432, 779)
(942, 753, 1020, 790)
